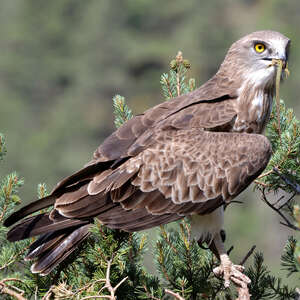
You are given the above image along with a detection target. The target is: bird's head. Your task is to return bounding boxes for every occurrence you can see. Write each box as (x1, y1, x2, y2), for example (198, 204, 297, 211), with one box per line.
(220, 30, 290, 89)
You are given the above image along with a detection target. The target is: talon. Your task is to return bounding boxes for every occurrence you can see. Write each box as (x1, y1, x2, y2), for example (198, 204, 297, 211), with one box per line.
(213, 254, 251, 288)
(233, 264, 245, 272)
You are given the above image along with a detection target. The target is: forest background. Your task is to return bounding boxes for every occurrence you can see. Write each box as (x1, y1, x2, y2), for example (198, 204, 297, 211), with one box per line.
(0, 0, 299, 287)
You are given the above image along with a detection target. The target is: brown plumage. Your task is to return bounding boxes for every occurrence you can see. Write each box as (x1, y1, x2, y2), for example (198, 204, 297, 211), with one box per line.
(4, 30, 290, 283)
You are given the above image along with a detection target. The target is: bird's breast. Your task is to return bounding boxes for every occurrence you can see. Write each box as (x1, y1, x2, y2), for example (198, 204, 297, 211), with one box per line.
(189, 206, 224, 243)
(233, 86, 273, 134)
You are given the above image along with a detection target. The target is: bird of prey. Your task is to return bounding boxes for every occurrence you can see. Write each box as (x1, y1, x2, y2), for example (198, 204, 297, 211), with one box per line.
(4, 30, 290, 288)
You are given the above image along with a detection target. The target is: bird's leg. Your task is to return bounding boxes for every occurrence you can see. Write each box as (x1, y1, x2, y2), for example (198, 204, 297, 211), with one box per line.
(212, 231, 251, 288)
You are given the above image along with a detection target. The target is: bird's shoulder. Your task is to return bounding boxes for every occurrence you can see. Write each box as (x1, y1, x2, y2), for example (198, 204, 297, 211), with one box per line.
(93, 76, 238, 163)
(52, 75, 238, 193)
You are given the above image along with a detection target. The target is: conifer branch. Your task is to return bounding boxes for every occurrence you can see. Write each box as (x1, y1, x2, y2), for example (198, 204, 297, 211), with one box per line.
(97, 259, 128, 300)
(161, 51, 194, 100)
(239, 246, 256, 266)
(273, 167, 300, 194)
(112, 95, 133, 128)
(0, 278, 27, 300)
(260, 188, 300, 231)
(255, 100, 300, 193)
(165, 288, 185, 300)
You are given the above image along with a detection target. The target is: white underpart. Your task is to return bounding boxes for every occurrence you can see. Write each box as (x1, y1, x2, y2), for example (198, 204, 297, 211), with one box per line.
(250, 89, 273, 122)
(246, 64, 275, 88)
(189, 206, 224, 243)
(234, 63, 275, 128)
(251, 89, 264, 120)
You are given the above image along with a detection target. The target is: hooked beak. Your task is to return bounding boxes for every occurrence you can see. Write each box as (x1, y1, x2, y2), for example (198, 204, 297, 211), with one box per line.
(263, 56, 287, 69)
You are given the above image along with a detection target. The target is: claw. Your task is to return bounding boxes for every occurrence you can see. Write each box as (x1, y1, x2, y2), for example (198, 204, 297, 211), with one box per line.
(213, 254, 251, 288)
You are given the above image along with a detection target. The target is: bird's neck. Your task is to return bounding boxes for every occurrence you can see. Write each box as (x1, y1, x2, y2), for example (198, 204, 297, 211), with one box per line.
(233, 81, 275, 134)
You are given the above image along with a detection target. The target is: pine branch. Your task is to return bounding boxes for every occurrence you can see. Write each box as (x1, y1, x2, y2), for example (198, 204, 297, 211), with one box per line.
(245, 252, 297, 300)
(256, 100, 300, 193)
(112, 95, 133, 128)
(273, 167, 300, 194)
(165, 288, 185, 300)
(37, 183, 48, 199)
(0, 278, 27, 300)
(281, 237, 299, 276)
(160, 51, 195, 100)
(259, 188, 300, 232)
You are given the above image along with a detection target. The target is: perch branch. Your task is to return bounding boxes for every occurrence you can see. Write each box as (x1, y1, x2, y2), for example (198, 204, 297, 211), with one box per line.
(261, 189, 300, 231)
(165, 289, 185, 300)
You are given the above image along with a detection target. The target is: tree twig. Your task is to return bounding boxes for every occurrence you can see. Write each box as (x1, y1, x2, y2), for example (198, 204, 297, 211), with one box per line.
(233, 246, 256, 300)
(277, 192, 296, 210)
(261, 189, 300, 231)
(165, 289, 185, 300)
(254, 180, 271, 187)
(257, 169, 274, 179)
(41, 286, 54, 300)
(273, 167, 300, 194)
(227, 245, 234, 255)
(142, 285, 161, 300)
(81, 296, 111, 300)
(0, 278, 27, 300)
(102, 259, 128, 300)
(175, 51, 183, 96)
(239, 245, 256, 266)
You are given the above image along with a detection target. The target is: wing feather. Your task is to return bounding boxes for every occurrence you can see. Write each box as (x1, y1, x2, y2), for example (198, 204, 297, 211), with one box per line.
(50, 128, 271, 232)
(120, 129, 271, 213)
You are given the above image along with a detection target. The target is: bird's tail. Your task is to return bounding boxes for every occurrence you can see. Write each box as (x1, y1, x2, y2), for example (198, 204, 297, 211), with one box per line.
(4, 194, 57, 227)
(5, 204, 92, 275)
(25, 224, 91, 275)
(7, 213, 92, 275)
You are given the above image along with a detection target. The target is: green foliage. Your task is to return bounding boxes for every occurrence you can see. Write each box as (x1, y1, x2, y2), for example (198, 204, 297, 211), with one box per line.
(0, 172, 24, 225)
(281, 236, 300, 276)
(256, 100, 300, 193)
(155, 222, 226, 299)
(37, 183, 48, 200)
(0, 137, 32, 297)
(113, 95, 134, 128)
(254, 98, 300, 286)
(246, 253, 296, 300)
(160, 51, 196, 100)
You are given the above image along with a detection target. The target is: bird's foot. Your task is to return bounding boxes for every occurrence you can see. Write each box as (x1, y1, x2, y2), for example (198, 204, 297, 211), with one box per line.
(213, 254, 251, 288)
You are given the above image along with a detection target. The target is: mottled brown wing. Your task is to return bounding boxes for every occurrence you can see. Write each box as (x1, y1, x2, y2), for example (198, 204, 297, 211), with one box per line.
(91, 72, 240, 164)
(111, 129, 271, 215)
(55, 128, 271, 232)
(52, 94, 237, 196)
(52, 73, 239, 195)
(92, 96, 237, 163)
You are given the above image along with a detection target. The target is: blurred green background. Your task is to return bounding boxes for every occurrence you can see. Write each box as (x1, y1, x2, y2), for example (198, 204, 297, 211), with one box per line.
(0, 0, 299, 282)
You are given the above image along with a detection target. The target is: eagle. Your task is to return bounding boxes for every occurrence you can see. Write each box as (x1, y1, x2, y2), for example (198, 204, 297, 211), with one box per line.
(4, 30, 290, 288)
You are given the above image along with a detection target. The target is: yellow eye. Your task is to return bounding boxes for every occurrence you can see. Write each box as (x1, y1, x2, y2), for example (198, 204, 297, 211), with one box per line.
(254, 43, 266, 53)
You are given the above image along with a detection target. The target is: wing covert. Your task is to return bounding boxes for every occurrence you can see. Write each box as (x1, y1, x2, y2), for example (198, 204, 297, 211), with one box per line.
(120, 129, 271, 212)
